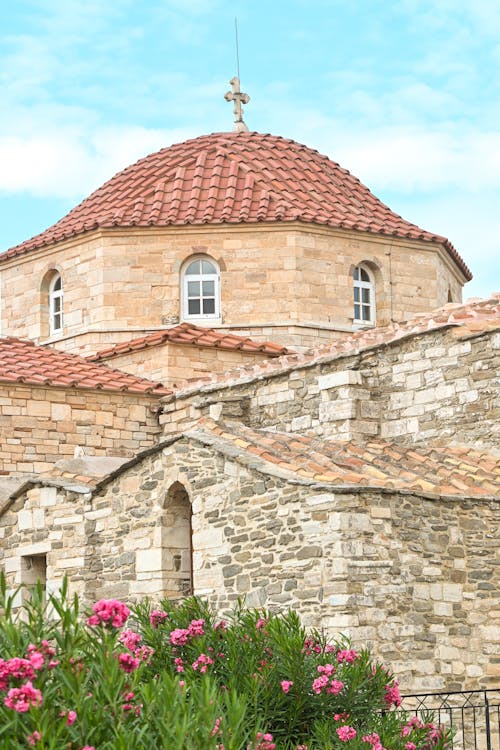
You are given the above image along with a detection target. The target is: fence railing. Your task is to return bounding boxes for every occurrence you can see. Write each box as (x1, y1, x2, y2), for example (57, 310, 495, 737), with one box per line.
(401, 689, 500, 750)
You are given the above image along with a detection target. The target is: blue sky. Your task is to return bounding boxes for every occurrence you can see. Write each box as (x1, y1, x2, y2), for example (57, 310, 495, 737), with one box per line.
(1, 0, 499, 298)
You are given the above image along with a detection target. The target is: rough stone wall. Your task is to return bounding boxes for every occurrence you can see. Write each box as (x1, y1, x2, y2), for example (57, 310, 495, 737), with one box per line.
(0, 384, 161, 472)
(1, 439, 497, 692)
(0, 485, 89, 602)
(0, 224, 465, 355)
(160, 327, 499, 448)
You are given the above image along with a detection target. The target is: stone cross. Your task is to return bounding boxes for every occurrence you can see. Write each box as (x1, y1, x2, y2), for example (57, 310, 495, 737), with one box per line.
(224, 77, 250, 132)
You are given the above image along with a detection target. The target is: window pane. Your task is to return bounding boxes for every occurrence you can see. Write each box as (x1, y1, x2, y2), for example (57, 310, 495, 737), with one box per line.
(53, 276, 62, 291)
(187, 280, 200, 297)
(353, 267, 360, 281)
(185, 261, 201, 275)
(202, 260, 216, 274)
(188, 299, 200, 315)
(362, 306, 371, 321)
(202, 280, 215, 296)
(362, 288, 370, 303)
(203, 298, 215, 314)
(360, 268, 370, 282)
(354, 287, 360, 302)
(354, 303, 360, 319)
(53, 297, 61, 314)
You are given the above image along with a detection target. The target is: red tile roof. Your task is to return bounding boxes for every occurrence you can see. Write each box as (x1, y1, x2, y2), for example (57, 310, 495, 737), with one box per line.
(0, 337, 170, 395)
(191, 419, 499, 499)
(173, 294, 500, 393)
(89, 322, 291, 362)
(0, 132, 471, 279)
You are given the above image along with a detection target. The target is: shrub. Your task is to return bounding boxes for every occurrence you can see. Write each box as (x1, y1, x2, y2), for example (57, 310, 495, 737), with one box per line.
(0, 576, 451, 749)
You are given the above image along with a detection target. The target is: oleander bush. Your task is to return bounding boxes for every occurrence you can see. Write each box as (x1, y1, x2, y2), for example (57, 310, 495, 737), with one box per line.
(0, 575, 451, 749)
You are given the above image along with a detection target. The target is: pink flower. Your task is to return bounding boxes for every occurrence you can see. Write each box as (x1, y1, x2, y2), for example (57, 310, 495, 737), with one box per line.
(134, 645, 154, 663)
(118, 653, 140, 673)
(384, 681, 402, 707)
(174, 657, 185, 673)
(336, 725, 357, 742)
(363, 734, 380, 745)
(80, 746, 95, 750)
(337, 649, 358, 664)
(66, 710, 77, 725)
(0, 657, 36, 689)
(405, 744, 417, 750)
(4, 681, 42, 712)
(119, 629, 142, 651)
(149, 610, 168, 628)
(192, 653, 213, 673)
(255, 618, 267, 630)
(317, 663, 336, 676)
(312, 675, 329, 693)
(211, 716, 222, 736)
(280, 680, 293, 693)
(327, 679, 344, 695)
(169, 628, 190, 646)
(27, 731, 41, 746)
(87, 599, 130, 628)
(28, 651, 45, 670)
(303, 638, 322, 655)
(188, 619, 205, 637)
(254, 732, 276, 750)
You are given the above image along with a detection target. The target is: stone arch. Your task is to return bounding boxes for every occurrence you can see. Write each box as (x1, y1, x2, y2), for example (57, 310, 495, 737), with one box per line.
(161, 481, 193, 597)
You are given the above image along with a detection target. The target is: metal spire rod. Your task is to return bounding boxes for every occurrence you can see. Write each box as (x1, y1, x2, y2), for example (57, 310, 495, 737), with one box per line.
(235, 17, 241, 81)
(224, 17, 250, 132)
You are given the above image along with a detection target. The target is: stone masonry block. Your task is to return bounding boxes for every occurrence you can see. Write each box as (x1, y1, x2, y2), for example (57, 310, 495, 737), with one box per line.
(318, 370, 363, 390)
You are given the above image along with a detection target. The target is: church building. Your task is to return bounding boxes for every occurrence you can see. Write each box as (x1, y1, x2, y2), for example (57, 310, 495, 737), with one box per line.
(0, 83, 498, 693)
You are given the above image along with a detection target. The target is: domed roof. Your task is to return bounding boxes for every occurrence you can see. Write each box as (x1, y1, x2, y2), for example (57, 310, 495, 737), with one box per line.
(1, 131, 471, 278)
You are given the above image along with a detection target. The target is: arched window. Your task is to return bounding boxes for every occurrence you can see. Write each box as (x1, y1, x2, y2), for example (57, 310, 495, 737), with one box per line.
(182, 257, 220, 321)
(49, 273, 63, 335)
(353, 265, 375, 324)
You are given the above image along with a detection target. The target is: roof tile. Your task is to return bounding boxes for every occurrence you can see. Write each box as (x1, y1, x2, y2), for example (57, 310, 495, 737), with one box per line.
(0, 337, 170, 395)
(0, 132, 471, 280)
(89, 322, 291, 362)
(191, 419, 499, 499)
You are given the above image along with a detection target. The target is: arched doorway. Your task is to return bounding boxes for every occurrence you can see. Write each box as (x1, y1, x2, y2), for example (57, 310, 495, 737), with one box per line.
(162, 482, 193, 597)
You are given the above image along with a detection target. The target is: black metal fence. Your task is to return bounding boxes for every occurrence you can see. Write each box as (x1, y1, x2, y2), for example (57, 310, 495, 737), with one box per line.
(401, 689, 500, 750)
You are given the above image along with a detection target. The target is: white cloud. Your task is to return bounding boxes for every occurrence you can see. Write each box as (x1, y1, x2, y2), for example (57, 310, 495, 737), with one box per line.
(0, 125, 198, 199)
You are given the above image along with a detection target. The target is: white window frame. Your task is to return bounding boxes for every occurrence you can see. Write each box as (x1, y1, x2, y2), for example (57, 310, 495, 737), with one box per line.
(181, 257, 220, 322)
(353, 265, 375, 325)
(49, 273, 63, 335)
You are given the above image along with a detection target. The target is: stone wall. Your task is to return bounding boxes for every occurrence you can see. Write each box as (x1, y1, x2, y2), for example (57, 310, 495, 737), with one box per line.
(0, 224, 465, 354)
(1, 437, 497, 693)
(160, 326, 499, 448)
(0, 383, 162, 472)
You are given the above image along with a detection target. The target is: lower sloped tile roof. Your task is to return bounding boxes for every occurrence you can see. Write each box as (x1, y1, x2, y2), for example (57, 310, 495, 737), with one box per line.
(188, 419, 500, 499)
(5, 419, 497, 502)
(89, 322, 291, 362)
(0, 337, 170, 395)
